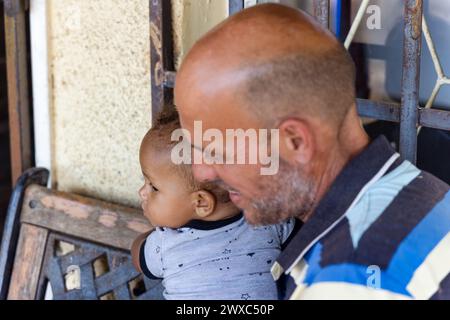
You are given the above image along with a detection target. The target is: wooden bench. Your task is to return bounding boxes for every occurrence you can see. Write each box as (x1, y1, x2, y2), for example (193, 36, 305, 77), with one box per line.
(0, 168, 163, 300)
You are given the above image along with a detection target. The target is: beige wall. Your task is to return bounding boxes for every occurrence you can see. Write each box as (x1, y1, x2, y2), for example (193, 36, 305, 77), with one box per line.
(48, 0, 152, 207)
(48, 0, 228, 207)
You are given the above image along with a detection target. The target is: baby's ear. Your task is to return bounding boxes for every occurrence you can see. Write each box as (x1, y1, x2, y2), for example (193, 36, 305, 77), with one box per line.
(191, 190, 216, 219)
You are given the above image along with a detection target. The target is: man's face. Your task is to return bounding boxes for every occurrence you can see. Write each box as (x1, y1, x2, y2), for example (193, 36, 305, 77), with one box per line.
(175, 77, 315, 225)
(190, 158, 315, 226)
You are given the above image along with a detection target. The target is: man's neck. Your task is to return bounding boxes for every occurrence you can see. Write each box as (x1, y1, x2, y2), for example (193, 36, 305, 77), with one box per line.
(302, 108, 370, 222)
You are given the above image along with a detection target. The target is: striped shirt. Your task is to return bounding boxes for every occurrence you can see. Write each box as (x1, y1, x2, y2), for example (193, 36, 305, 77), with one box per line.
(272, 135, 450, 300)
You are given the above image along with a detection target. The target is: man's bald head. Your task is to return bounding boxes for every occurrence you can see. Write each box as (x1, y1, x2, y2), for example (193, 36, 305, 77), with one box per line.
(176, 3, 356, 129)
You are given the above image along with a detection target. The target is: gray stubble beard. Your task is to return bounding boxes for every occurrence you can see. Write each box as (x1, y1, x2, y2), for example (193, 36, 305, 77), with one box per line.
(247, 159, 316, 226)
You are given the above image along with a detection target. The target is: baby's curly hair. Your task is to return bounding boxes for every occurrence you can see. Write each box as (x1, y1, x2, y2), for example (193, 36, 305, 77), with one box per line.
(144, 106, 231, 204)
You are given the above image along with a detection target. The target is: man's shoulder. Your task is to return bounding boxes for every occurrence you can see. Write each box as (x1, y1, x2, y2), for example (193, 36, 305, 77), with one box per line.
(321, 164, 450, 265)
(353, 166, 450, 257)
(307, 166, 450, 298)
(283, 154, 450, 299)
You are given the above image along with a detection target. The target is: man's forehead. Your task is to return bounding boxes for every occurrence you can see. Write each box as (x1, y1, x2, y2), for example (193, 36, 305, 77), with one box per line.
(175, 57, 251, 105)
(175, 67, 263, 133)
(177, 99, 231, 127)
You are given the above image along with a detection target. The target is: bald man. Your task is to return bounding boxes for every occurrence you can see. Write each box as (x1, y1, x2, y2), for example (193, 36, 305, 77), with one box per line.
(175, 4, 450, 300)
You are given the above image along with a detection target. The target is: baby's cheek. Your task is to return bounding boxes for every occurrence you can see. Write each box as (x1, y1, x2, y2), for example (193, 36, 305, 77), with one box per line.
(143, 202, 157, 224)
(147, 195, 162, 214)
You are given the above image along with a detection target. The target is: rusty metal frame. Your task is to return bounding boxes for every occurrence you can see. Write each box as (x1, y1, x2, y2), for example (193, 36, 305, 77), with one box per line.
(150, 0, 175, 125)
(399, 0, 423, 163)
(151, 0, 450, 164)
(151, 0, 244, 119)
(313, 0, 330, 29)
(343, 0, 450, 164)
(418, 15, 450, 133)
(2, 0, 33, 184)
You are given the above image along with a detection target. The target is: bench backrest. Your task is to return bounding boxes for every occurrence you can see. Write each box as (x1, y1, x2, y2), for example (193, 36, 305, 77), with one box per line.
(0, 168, 163, 300)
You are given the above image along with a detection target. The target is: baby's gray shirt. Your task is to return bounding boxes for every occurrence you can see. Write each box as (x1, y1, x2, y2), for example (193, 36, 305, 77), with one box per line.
(139, 213, 295, 300)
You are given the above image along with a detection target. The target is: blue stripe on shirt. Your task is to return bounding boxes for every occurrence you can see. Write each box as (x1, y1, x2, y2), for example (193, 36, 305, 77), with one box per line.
(386, 190, 450, 287)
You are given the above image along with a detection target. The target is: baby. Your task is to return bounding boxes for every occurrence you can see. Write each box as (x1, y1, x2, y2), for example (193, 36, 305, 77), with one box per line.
(131, 108, 294, 300)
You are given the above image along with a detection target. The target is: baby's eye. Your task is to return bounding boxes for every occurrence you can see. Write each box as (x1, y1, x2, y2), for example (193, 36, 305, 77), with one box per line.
(149, 183, 159, 192)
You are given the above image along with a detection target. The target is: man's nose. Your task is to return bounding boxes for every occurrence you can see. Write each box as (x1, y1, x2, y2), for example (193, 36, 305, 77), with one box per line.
(192, 163, 218, 182)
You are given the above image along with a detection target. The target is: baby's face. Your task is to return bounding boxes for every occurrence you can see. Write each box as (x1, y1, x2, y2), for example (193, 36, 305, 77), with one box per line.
(139, 143, 195, 228)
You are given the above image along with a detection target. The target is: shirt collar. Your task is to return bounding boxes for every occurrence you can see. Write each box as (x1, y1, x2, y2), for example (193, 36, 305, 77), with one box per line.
(182, 212, 244, 230)
(275, 135, 400, 273)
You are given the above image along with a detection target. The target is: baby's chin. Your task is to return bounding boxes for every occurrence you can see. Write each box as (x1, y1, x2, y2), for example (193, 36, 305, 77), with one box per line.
(142, 211, 154, 225)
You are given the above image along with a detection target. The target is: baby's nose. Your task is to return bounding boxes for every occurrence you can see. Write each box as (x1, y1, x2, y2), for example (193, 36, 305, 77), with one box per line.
(138, 186, 146, 200)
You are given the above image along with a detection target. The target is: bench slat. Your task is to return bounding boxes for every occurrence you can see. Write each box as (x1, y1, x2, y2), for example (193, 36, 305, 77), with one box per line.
(8, 223, 49, 300)
(20, 185, 152, 251)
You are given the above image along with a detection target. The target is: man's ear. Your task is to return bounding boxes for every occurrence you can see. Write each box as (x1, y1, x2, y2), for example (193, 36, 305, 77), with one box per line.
(278, 118, 314, 165)
(191, 190, 216, 219)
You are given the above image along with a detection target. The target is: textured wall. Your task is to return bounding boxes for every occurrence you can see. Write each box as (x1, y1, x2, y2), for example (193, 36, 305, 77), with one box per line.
(48, 0, 228, 207)
(48, 0, 151, 207)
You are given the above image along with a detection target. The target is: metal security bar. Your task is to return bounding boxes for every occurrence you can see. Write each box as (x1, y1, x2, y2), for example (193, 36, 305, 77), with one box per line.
(399, 0, 423, 163)
(313, 0, 330, 29)
(342, 0, 450, 163)
(150, 0, 450, 164)
(421, 16, 450, 123)
(149, 0, 175, 125)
